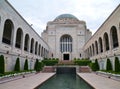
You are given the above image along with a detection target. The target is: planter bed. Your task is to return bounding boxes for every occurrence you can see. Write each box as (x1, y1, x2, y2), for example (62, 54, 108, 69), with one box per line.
(96, 71, 120, 81)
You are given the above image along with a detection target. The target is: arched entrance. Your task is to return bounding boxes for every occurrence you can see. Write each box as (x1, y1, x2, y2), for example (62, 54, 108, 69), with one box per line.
(60, 34, 72, 60)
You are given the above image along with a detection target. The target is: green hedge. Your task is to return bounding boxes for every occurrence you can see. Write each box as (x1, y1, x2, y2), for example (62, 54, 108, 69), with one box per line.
(34, 59, 44, 71)
(95, 59, 99, 71)
(115, 57, 120, 72)
(106, 58, 112, 71)
(89, 63, 96, 71)
(34, 59, 39, 71)
(14, 57, 20, 72)
(0, 55, 5, 74)
(74, 60, 91, 66)
(42, 58, 58, 66)
(24, 59, 28, 71)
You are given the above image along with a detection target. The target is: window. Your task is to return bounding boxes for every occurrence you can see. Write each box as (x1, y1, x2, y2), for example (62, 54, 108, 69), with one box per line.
(2, 19, 14, 45)
(15, 28, 23, 48)
(60, 35, 72, 52)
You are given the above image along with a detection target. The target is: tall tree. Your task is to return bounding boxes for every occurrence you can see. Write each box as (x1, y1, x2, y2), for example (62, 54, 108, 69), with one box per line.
(24, 59, 28, 71)
(115, 57, 120, 72)
(14, 57, 20, 72)
(0, 55, 5, 74)
(106, 58, 112, 71)
(95, 59, 99, 71)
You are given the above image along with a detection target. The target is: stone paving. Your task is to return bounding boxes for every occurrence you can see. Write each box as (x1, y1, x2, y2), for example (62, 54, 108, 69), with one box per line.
(77, 73, 120, 89)
(0, 73, 55, 89)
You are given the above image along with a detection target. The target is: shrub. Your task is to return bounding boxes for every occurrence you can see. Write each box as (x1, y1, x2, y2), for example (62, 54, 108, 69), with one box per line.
(106, 58, 112, 71)
(14, 57, 20, 72)
(34, 59, 44, 71)
(34, 59, 39, 71)
(24, 59, 28, 71)
(114, 57, 120, 72)
(0, 55, 5, 74)
(89, 62, 96, 71)
(95, 59, 99, 71)
(74, 58, 77, 60)
(74, 59, 91, 66)
(38, 62, 44, 71)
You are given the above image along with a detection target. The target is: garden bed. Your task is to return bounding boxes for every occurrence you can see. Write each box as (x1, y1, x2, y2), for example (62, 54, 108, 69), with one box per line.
(96, 71, 120, 81)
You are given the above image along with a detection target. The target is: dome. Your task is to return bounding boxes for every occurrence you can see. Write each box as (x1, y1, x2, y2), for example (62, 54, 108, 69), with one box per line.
(54, 14, 78, 20)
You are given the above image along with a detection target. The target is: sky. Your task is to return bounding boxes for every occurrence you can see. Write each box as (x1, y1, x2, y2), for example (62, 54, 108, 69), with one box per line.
(8, 0, 119, 36)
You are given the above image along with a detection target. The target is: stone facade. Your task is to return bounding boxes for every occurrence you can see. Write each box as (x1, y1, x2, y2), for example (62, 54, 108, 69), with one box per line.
(0, 0, 50, 72)
(42, 14, 92, 60)
(84, 4, 120, 70)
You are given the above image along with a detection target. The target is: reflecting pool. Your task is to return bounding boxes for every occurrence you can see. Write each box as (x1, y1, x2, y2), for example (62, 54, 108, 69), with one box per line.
(36, 74, 94, 89)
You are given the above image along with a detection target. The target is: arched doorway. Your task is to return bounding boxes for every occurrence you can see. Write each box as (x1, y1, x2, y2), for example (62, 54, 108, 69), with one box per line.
(60, 34, 72, 60)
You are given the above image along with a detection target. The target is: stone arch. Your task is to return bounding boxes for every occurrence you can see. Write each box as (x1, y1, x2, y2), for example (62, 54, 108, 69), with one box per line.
(43, 48, 45, 57)
(98, 37, 103, 53)
(35, 41, 38, 55)
(41, 46, 43, 57)
(103, 32, 109, 51)
(30, 38, 34, 53)
(95, 41, 98, 54)
(60, 34, 72, 52)
(24, 34, 29, 51)
(110, 26, 119, 48)
(92, 43, 95, 56)
(90, 46, 92, 57)
(15, 28, 23, 49)
(2, 19, 14, 45)
(38, 44, 41, 56)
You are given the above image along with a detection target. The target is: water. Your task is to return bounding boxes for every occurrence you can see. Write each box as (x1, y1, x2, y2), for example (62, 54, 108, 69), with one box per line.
(37, 74, 94, 89)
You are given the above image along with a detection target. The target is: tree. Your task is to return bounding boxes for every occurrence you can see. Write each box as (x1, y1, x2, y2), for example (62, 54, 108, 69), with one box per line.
(24, 59, 28, 71)
(14, 57, 20, 72)
(95, 59, 99, 71)
(0, 55, 5, 74)
(115, 57, 120, 72)
(106, 58, 112, 71)
(34, 59, 39, 71)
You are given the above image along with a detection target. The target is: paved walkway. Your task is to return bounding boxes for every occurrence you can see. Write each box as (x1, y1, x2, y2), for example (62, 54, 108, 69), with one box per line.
(0, 73, 55, 89)
(77, 73, 120, 89)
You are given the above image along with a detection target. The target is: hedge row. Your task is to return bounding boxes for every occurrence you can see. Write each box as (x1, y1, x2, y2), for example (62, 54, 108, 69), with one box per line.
(74, 59, 91, 66)
(42, 58, 59, 66)
(90, 57, 120, 72)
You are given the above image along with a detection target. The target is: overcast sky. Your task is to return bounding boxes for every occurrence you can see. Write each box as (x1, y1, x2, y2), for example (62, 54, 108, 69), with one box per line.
(8, 0, 119, 36)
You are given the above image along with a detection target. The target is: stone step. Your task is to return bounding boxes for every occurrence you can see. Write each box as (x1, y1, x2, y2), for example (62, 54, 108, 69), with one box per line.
(58, 60, 74, 65)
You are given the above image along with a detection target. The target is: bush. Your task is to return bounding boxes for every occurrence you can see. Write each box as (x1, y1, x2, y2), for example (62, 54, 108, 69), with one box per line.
(89, 62, 96, 71)
(0, 55, 5, 74)
(38, 62, 44, 71)
(74, 59, 91, 66)
(14, 57, 20, 72)
(34, 59, 39, 71)
(115, 57, 120, 72)
(95, 59, 99, 71)
(106, 58, 112, 71)
(42, 58, 58, 66)
(24, 59, 28, 71)
(34, 59, 44, 71)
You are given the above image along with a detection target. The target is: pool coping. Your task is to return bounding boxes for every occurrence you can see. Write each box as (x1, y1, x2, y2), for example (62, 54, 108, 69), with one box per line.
(34, 73, 56, 89)
(77, 73, 95, 89)
(77, 73, 120, 89)
(0, 73, 56, 89)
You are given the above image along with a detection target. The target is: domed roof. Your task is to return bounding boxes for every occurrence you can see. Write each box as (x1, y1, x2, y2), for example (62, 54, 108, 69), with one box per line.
(55, 14, 78, 20)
